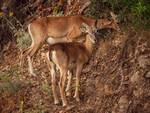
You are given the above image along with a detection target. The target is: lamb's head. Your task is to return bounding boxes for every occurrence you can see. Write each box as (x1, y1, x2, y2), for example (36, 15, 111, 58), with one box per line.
(80, 23, 97, 43)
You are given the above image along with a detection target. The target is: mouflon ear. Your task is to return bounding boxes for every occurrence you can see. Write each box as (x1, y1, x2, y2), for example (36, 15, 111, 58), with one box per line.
(80, 23, 90, 33)
(110, 12, 120, 31)
(110, 12, 119, 23)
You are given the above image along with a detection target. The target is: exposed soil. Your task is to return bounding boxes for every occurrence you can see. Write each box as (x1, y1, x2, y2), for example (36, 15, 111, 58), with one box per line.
(0, 29, 150, 113)
(0, 1, 150, 113)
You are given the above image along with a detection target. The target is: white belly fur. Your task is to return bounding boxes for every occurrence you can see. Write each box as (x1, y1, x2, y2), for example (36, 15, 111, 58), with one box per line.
(47, 37, 68, 45)
(52, 51, 60, 71)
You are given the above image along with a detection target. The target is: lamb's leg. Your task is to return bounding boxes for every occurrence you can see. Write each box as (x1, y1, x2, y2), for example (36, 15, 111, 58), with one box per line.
(73, 63, 83, 102)
(59, 69, 67, 106)
(45, 52, 59, 104)
(66, 71, 72, 96)
(51, 64, 59, 105)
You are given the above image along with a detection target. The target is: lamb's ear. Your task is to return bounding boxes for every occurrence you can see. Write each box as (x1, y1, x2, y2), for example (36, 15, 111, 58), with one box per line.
(80, 23, 89, 33)
(110, 12, 119, 23)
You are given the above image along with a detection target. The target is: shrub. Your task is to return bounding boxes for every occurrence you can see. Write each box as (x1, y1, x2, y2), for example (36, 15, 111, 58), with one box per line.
(86, 0, 150, 28)
(16, 30, 31, 50)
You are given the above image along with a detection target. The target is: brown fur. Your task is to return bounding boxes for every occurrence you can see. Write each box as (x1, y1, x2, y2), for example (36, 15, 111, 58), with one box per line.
(49, 42, 89, 64)
(23, 15, 118, 57)
(45, 35, 95, 106)
(21, 15, 119, 76)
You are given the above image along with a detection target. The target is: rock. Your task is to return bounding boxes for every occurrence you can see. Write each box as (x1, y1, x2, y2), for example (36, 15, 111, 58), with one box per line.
(118, 95, 129, 113)
(145, 71, 150, 78)
(65, 105, 76, 111)
(112, 103, 118, 113)
(144, 102, 150, 111)
(138, 55, 149, 68)
(59, 110, 64, 113)
(104, 84, 113, 95)
(130, 71, 141, 84)
(133, 88, 143, 98)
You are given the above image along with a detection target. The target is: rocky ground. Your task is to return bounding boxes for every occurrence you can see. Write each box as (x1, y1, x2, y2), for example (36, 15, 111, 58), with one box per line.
(0, 28, 150, 113)
(0, 0, 150, 113)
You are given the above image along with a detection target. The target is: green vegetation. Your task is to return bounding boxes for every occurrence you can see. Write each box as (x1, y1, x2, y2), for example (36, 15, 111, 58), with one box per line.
(0, 65, 22, 94)
(41, 82, 52, 97)
(16, 31, 31, 50)
(86, 0, 150, 28)
(0, 65, 19, 80)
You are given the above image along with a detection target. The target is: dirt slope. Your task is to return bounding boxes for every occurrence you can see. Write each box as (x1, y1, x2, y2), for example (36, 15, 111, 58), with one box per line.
(0, 0, 150, 113)
(0, 29, 149, 113)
